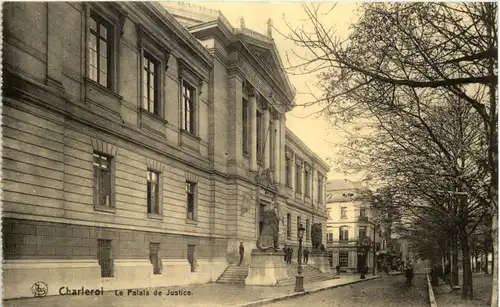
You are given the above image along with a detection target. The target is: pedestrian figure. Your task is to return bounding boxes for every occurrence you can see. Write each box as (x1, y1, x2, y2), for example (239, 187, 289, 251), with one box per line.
(405, 263, 414, 286)
(283, 245, 288, 263)
(303, 247, 309, 264)
(238, 242, 244, 266)
(288, 247, 293, 264)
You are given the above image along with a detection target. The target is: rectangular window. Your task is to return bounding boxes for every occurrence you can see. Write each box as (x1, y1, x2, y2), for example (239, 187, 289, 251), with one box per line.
(97, 239, 113, 277)
(287, 213, 292, 238)
(242, 98, 249, 155)
(147, 170, 160, 214)
(187, 245, 196, 272)
(150, 243, 161, 275)
(297, 216, 301, 238)
(341, 207, 347, 219)
(186, 182, 196, 220)
(305, 168, 311, 197)
(295, 163, 302, 193)
(93, 152, 112, 207)
(142, 52, 159, 115)
(339, 227, 349, 241)
(256, 111, 263, 163)
(285, 156, 292, 187)
(182, 81, 196, 133)
(359, 207, 366, 217)
(327, 233, 333, 242)
(306, 219, 310, 241)
(89, 13, 112, 88)
(339, 251, 349, 267)
(359, 227, 367, 239)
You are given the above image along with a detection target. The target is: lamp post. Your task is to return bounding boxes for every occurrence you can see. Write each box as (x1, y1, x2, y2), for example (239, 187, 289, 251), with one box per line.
(294, 223, 305, 292)
(357, 237, 371, 280)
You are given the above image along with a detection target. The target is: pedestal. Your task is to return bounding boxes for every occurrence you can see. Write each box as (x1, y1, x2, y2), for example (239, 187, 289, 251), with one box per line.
(309, 252, 332, 273)
(245, 249, 289, 286)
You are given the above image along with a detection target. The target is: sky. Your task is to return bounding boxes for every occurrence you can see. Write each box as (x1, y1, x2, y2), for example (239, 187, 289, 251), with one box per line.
(198, 2, 364, 181)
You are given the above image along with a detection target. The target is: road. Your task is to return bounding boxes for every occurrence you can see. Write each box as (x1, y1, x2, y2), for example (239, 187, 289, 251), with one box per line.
(265, 274, 429, 307)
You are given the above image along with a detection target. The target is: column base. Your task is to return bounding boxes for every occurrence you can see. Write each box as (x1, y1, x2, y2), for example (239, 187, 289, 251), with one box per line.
(294, 274, 305, 292)
(309, 252, 332, 273)
(245, 249, 288, 286)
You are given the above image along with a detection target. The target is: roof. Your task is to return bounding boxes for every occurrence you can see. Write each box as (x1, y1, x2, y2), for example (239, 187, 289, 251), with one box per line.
(326, 179, 364, 192)
(161, 2, 296, 105)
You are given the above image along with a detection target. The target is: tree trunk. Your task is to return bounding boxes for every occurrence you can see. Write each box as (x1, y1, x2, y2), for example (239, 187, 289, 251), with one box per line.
(491, 238, 495, 274)
(484, 242, 490, 274)
(491, 213, 498, 307)
(451, 235, 459, 287)
(475, 249, 480, 273)
(459, 228, 474, 299)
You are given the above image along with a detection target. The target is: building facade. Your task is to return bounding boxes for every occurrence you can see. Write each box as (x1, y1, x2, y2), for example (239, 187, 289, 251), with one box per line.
(325, 179, 380, 272)
(2, 2, 329, 299)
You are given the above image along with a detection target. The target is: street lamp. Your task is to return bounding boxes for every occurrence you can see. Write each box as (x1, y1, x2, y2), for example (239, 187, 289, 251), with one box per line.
(357, 237, 371, 280)
(294, 223, 305, 292)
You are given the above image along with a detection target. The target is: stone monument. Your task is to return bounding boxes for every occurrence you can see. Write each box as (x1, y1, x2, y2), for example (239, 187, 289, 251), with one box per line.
(245, 203, 288, 286)
(308, 223, 332, 274)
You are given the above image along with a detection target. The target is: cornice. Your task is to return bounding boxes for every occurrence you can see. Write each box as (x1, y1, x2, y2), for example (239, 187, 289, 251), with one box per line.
(286, 198, 329, 219)
(285, 127, 329, 173)
(134, 2, 214, 69)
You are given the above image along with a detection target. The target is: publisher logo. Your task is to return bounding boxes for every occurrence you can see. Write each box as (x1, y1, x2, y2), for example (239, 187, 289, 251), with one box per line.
(31, 281, 48, 297)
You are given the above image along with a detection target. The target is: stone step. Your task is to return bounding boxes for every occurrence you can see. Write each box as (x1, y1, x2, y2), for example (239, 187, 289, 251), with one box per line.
(216, 264, 249, 284)
(224, 268, 249, 272)
(217, 277, 247, 284)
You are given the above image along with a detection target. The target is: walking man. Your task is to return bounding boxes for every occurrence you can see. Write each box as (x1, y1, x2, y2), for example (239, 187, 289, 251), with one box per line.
(303, 247, 310, 264)
(283, 245, 288, 263)
(405, 262, 414, 286)
(238, 242, 244, 266)
(288, 247, 293, 264)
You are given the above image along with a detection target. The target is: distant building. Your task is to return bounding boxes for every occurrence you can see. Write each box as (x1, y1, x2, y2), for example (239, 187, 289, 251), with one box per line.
(325, 179, 381, 272)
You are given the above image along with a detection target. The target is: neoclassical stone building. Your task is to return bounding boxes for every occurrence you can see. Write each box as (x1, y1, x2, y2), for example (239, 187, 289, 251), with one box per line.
(325, 179, 381, 272)
(2, 2, 328, 298)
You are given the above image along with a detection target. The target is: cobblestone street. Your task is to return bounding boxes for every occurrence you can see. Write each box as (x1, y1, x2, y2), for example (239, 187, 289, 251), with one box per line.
(266, 274, 429, 307)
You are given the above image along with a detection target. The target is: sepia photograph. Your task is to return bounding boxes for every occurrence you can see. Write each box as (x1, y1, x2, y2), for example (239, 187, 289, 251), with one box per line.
(1, 1, 498, 307)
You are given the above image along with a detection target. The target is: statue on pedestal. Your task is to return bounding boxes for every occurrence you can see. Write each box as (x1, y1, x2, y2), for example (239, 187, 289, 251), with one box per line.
(256, 207, 280, 251)
(311, 223, 323, 252)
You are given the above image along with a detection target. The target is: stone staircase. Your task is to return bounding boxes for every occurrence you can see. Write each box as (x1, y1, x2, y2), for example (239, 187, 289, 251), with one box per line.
(277, 263, 337, 286)
(216, 264, 249, 284)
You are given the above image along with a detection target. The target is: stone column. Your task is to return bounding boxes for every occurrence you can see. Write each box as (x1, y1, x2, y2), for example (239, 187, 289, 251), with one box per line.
(249, 90, 258, 171)
(324, 177, 328, 207)
(227, 76, 243, 165)
(280, 115, 287, 185)
(311, 167, 315, 205)
(263, 106, 270, 169)
(273, 114, 280, 183)
(301, 161, 305, 196)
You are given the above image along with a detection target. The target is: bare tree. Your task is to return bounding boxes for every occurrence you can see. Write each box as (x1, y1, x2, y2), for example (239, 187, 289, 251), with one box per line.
(282, 2, 497, 303)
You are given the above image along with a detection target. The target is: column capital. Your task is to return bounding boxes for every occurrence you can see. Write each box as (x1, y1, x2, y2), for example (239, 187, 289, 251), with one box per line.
(271, 110, 281, 121)
(250, 87, 260, 99)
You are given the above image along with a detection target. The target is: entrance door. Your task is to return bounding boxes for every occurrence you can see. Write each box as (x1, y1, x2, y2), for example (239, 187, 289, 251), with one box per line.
(339, 251, 349, 268)
(259, 204, 266, 235)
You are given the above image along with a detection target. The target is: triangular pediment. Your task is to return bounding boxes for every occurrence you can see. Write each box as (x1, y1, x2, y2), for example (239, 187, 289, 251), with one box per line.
(238, 33, 295, 103)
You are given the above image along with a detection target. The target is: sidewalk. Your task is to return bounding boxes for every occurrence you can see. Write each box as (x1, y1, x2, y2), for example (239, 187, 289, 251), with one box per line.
(3, 274, 380, 307)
